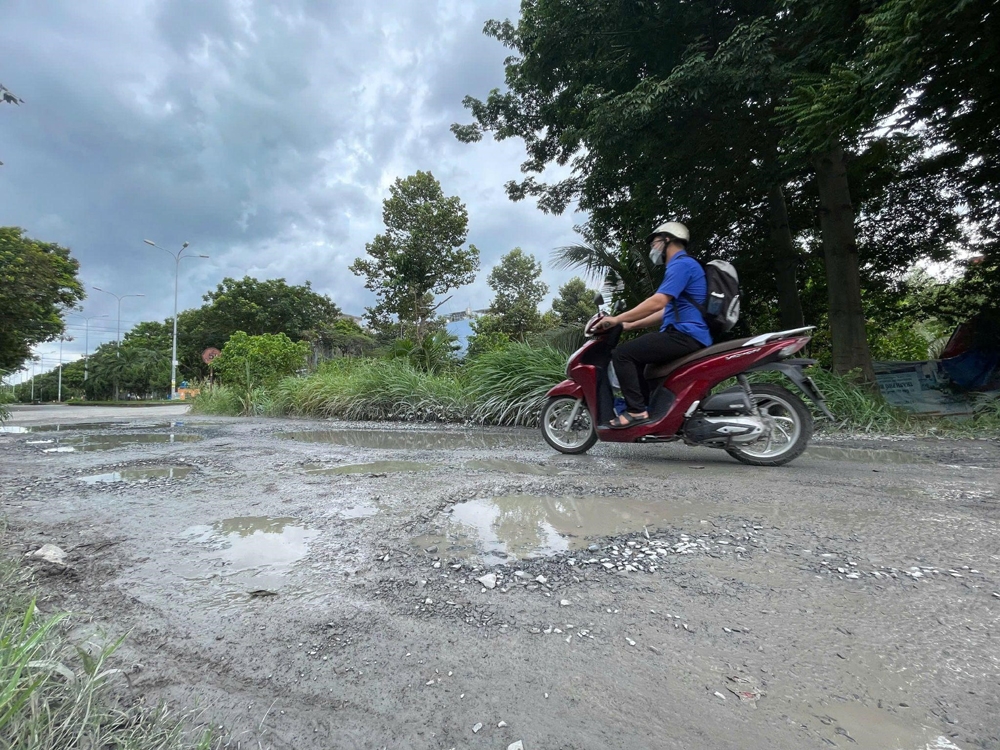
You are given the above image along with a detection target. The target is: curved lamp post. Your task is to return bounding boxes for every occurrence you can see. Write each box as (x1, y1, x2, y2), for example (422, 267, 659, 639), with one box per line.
(92, 287, 144, 400)
(144, 240, 209, 400)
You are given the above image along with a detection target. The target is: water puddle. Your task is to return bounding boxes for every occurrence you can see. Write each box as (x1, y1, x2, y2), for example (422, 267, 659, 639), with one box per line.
(414, 495, 711, 563)
(306, 461, 436, 475)
(39, 433, 202, 452)
(463, 459, 573, 477)
(79, 466, 193, 484)
(805, 445, 930, 464)
(182, 516, 319, 573)
(794, 701, 956, 749)
(281, 429, 513, 450)
(3, 421, 181, 433)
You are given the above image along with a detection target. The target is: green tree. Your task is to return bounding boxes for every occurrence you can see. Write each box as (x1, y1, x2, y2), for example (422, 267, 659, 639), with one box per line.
(0, 227, 85, 371)
(551, 277, 598, 328)
(194, 276, 341, 343)
(350, 171, 480, 342)
(212, 332, 310, 391)
(486, 248, 547, 338)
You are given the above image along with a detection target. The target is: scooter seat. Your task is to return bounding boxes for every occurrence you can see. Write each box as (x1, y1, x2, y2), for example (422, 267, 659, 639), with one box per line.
(643, 337, 756, 380)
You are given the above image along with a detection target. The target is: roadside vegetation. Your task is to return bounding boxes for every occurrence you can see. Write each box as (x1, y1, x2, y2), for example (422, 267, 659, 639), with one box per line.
(191, 337, 1000, 436)
(0, 539, 219, 750)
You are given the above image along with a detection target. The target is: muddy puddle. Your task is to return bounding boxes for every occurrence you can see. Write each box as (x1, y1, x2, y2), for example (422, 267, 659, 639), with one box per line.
(805, 445, 930, 464)
(79, 465, 193, 484)
(414, 495, 711, 562)
(306, 460, 435, 475)
(793, 700, 957, 749)
(305, 458, 572, 477)
(182, 516, 319, 573)
(34, 433, 202, 452)
(464, 459, 574, 476)
(3, 421, 183, 434)
(281, 429, 514, 450)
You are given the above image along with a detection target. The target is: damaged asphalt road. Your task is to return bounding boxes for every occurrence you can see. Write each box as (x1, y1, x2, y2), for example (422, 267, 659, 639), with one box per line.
(1, 406, 999, 749)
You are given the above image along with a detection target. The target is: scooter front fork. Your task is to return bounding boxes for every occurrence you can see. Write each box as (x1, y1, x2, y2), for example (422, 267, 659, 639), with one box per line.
(565, 398, 584, 430)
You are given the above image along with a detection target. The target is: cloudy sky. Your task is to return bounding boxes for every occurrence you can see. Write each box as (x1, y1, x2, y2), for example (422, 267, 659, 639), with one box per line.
(0, 0, 584, 378)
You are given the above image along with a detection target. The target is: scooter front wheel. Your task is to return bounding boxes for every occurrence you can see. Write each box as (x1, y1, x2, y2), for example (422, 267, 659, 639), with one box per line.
(540, 396, 597, 454)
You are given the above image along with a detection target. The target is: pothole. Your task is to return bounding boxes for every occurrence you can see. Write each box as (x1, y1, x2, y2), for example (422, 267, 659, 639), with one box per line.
(306, 461, 436, 475)
(281, 429, 514, 450)
(37, 433, 203, 452)
(805, 445, 931, 464)
(79, 466, 193, 484)
(414, 495, 713, 563)
(4, 421, 181, 433)
(463, 459, 573, 476)
(181, 516, 319, 573)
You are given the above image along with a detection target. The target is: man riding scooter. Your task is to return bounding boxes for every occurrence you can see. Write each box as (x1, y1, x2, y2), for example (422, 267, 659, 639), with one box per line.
(595, 222, 711, 429)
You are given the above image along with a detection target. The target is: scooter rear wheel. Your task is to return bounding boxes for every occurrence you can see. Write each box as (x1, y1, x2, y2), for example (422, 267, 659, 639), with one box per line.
(541, 396, 597, 454)
(725, 384, 812, 466)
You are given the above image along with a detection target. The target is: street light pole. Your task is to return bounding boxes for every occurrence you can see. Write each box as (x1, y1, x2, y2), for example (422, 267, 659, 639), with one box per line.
(92, 287, 144, 400)
(144, 240, 209, 400)
(71, 312, 109, 382)
(57, 334, 72, 403)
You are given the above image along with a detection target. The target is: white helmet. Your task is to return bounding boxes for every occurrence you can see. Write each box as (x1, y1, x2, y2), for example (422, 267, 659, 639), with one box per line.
(645, 221, 690, 246)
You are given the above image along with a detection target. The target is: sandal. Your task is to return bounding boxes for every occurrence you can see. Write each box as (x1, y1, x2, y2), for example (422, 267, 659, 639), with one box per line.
(606, 411, 651, 430)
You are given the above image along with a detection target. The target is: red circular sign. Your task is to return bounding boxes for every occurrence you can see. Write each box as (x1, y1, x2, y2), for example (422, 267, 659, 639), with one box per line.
(202, 347, 221, 365)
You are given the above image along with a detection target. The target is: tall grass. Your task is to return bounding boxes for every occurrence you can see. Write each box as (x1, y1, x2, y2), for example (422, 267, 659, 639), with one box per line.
(0, 543, 218, 750)
(468, 343, 567, 425)
(193, 348, 1000, 435)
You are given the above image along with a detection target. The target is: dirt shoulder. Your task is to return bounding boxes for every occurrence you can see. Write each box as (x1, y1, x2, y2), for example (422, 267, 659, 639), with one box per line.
(2, 408, 998, 749)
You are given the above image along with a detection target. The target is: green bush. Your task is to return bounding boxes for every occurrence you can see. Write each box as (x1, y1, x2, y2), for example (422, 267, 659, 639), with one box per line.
(0, 391, 12, 423)
(211, 332, 310, 391)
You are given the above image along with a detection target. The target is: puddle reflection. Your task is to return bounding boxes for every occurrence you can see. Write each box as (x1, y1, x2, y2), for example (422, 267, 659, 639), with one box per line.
(80, 466, 193, 484)
(39, 433, 202, 452)
(415, 495, 708, 563)
(805, 445, 930, 464)
(183, 516, 319, 573)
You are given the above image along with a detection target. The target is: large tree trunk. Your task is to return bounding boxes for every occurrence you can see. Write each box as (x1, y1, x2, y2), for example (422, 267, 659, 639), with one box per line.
(767, 182, 805, 330)
(813, 144, 875, 380)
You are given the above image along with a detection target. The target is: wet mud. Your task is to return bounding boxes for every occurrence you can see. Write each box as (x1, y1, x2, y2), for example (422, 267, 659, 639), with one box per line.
(1, 407, 998, 750)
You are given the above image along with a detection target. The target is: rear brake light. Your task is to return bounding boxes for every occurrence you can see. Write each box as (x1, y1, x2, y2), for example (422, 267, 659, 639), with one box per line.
(778, 338, 807, 358)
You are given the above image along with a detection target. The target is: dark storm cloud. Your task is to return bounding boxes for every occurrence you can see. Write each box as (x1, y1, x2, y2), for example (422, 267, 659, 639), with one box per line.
(0, 0, 584, 374)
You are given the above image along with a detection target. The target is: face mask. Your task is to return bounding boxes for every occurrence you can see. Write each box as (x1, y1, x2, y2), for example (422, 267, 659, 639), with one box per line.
(649, 247, 665, 266)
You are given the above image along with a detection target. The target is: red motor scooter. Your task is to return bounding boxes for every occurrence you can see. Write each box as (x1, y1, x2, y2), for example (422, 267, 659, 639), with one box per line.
(540, 295, 833, 466)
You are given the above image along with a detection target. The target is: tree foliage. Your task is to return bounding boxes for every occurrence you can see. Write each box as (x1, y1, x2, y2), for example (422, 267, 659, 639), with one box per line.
(212, 332, 310, 391)
(551, 277, 598, 328)
(0, 227, 85, 371)
(351, 171, 479, 341)
(486, 248, 547, 338)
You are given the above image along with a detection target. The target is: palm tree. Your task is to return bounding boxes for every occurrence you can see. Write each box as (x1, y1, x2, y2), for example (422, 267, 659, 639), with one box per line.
(552, 240, 663, 310)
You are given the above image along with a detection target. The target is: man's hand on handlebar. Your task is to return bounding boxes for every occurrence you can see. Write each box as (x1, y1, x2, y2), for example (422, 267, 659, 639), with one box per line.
(593, 316, 623, 332)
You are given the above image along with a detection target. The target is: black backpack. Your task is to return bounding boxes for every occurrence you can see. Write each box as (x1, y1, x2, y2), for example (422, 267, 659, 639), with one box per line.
(684, 259, 741, 336)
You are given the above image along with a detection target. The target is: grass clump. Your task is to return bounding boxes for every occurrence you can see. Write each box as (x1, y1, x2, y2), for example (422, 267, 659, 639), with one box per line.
(467, 343, 567, 426)
(0, 542, 219, 750)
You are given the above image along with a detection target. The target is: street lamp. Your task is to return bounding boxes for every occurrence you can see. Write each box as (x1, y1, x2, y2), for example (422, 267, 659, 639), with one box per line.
(144, 239, 209, 400)
(71, 311, 109, 382)
(92, 287, 145, 400)
(56, 334, 73, 403)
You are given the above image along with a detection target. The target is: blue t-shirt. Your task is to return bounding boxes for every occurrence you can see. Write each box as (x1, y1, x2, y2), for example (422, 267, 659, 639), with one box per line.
(656, 250, 712, 347)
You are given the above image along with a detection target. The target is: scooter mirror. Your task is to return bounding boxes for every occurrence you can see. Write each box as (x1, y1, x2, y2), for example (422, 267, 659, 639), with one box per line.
(612, 300, 626, 314)
(593, 292, 605, 307)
